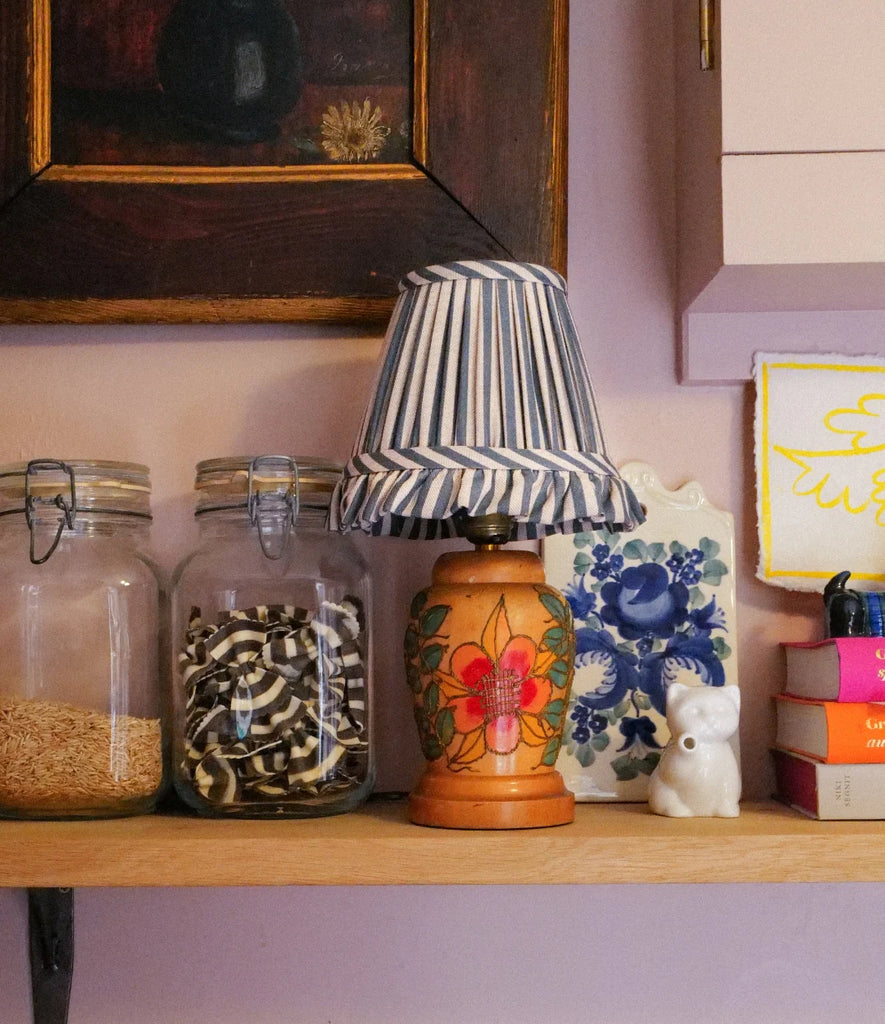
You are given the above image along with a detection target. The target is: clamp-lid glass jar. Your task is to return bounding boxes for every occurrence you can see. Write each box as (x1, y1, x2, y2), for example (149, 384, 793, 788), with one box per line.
(170, 455, 373, 817)
(0, 459, 165, 819)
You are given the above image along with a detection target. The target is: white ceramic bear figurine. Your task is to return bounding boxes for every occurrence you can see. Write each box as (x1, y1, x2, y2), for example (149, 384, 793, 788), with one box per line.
(648, 682, 741, 818)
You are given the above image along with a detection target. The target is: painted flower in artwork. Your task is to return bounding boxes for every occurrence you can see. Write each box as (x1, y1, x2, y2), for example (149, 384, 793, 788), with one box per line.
(438, 597, 560, 765)
(321, 99, 390, 161)
(599, 562, 690, 640)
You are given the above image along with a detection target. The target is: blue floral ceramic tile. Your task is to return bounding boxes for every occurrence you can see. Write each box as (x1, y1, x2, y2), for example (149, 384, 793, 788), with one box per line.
(543, 462, 739, 801)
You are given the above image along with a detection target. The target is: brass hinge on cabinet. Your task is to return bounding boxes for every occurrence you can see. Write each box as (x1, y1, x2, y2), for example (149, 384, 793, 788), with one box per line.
(699, 0, 715, 70)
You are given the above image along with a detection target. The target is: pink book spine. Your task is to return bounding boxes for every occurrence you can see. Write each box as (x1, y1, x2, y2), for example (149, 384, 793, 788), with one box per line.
(833, 638, 885, 701)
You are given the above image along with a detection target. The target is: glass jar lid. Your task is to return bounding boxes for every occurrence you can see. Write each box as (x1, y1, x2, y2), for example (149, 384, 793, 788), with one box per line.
(193, 455, 341, 516)
(0, 459, 152, 516)
(194, 456, 342, 560)
(0, 459, 152, 564)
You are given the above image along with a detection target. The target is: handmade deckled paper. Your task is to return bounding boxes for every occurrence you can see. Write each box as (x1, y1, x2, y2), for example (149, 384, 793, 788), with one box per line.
(754, 352, 885, 590)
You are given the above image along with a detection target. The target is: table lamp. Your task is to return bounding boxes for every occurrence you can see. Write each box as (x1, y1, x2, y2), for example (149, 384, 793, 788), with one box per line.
(331, 261, 644, 829)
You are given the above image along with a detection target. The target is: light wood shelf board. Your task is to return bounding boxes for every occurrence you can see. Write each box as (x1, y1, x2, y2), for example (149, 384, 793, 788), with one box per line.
(1, 800, 883, 888)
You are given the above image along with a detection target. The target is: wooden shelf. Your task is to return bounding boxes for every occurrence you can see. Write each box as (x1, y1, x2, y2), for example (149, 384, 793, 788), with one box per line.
(2, 799, 884, 887)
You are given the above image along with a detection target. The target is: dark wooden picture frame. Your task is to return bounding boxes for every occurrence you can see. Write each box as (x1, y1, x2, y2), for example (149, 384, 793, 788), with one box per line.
(0, 0, 567, 324)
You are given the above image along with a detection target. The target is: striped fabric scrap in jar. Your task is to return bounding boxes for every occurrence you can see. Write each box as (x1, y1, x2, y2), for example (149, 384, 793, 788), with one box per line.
(179, 600, 367, 807)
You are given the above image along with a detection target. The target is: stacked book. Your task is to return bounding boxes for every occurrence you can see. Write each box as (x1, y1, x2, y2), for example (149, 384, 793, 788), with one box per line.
(773, 637, 885, 819)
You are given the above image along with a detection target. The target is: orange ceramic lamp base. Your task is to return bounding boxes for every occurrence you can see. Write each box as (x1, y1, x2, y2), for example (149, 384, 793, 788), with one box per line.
(404, 547, 576, 829)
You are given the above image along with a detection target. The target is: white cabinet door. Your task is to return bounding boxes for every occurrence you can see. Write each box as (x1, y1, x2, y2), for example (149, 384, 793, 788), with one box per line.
(722, 152, 885, 264)
(721, 0, 885, 153)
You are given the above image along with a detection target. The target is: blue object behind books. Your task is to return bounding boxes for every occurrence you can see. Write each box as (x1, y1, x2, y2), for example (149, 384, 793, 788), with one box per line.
(824, 571, 885, 638)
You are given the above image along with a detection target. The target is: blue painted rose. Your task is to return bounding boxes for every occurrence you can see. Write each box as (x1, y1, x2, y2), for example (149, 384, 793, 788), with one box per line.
(599, 563, 689, 640)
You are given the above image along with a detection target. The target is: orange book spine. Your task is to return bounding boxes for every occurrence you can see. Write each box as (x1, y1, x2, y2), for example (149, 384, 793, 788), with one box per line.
(825, 701, 885, 762)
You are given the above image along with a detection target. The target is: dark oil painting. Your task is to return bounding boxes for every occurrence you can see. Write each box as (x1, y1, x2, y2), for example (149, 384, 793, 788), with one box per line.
(50, 0, 412, 166)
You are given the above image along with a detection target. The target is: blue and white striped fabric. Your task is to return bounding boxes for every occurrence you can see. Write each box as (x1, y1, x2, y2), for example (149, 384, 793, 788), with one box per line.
(330, 261, 644, 540)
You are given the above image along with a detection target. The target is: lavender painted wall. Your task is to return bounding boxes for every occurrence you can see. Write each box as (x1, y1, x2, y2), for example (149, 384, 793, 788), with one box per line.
(0, 3, 881, 1022)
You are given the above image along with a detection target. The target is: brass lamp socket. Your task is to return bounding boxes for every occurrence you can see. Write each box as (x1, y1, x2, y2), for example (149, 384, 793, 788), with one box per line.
(459, 513, 514, 547)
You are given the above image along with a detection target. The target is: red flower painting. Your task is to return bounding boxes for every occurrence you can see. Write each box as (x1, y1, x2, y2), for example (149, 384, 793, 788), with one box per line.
(439, 597, 561, 767)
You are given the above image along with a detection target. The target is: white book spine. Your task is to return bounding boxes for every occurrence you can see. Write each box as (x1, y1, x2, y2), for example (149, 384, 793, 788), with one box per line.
(815, 763, 885, 818)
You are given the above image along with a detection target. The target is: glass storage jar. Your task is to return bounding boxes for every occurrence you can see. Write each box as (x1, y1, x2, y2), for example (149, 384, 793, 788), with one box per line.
(0, 459, 165, 819)
(170, 455, 373, 817)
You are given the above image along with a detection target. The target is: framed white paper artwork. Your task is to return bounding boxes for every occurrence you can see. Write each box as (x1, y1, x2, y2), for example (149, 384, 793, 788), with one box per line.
(754, 352, 885, 591)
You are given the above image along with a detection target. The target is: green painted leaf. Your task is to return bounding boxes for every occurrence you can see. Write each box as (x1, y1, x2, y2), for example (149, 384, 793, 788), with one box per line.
(410, 590, 429, 619)
(669, 540, 688, 557)
(544, 700, 566, 730)
(543, 626, 565, 650)
(590, 732, 610, 751)
(404, 624, 419, 658)
(702, 559, 728, 585)
(634, 692, 652, 711)
(423, 737, 444, 760)
(419, 604, 449, 638)
(541, 737, 561, 766)
(414, 708, 443, 760)
(412, 709, 434, 754)
(573, 532, 594, 549)
(405, 663, 422, 694)
(712, 637, 732, 660)
(646, 542, 666, 563)
(611, 754, 640, 781)
(421, 642, 445, 672)
(635, 752, 662, 775)
(575, 743, 596, 767)
(699, 536, 721, 559)
(622, 539, 647, 561)
(547, 659, 569, 689)
(436, 707, 455, 747)
(574, 552, 592, 573)
(539, 590, 568, 623)
(542, 627, 571, 658)
(613, 698, 631, 719)
(423, 681, 439, 716)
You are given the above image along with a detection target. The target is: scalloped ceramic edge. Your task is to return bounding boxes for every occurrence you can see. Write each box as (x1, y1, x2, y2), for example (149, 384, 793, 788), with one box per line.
(542, 461, 740, 802)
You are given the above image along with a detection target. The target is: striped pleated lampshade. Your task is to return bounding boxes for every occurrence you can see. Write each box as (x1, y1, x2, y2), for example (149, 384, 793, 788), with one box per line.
(330, 260, 644, 540)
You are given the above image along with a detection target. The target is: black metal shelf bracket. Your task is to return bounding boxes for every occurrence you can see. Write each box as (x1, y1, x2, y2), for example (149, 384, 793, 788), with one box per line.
(27, 888, 74, 1024)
